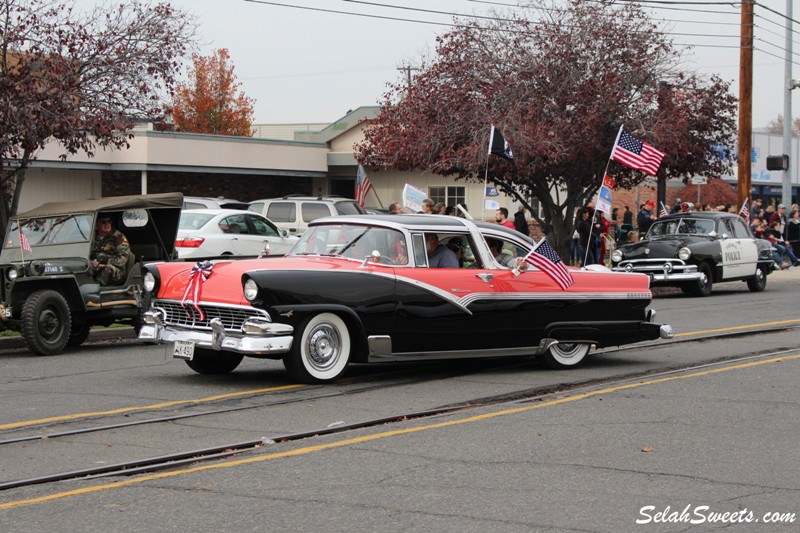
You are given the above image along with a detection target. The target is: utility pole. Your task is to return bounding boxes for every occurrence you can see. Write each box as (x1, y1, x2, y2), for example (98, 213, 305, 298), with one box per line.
(782, 0, 795, 209)
(737, 0, 754, 210)
(397, 64, 417, 91)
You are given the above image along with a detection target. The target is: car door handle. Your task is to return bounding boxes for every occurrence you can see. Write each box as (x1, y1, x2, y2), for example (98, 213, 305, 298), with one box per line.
(475, 273, 493, 282)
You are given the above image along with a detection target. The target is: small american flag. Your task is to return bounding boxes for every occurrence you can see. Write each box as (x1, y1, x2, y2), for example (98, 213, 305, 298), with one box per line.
(355, 164, 372, 207)
(20, 232, 32, 254)
(738, 198, 749, 220)
(523, 238, 575, 290)
(611, 128, 666, 176)
(659, 201, 669, 218)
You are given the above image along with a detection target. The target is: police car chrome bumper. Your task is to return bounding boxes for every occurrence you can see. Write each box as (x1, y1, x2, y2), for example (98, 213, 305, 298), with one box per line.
(612, 261, 700, 282)
(138, 311, 293, 355)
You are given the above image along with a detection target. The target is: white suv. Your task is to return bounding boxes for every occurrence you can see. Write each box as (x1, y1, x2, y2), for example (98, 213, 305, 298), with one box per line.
(248, 195, 366, 235)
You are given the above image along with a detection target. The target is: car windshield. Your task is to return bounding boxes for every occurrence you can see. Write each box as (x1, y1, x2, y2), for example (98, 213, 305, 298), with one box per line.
(647, 218, 716, 237)
(289, 224, 408, 264)
(4, 215, 93, 248)
(179, 213, 214, 230)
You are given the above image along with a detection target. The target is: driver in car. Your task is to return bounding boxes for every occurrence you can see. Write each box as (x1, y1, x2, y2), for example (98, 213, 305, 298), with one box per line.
(91, 214, 132, 286)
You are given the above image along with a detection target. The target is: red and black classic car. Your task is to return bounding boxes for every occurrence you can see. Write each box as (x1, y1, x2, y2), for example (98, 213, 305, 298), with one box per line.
(139, 215, 672, 383)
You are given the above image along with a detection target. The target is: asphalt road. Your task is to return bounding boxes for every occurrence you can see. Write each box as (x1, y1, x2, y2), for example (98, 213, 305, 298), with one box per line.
(0, 268, 798, 531)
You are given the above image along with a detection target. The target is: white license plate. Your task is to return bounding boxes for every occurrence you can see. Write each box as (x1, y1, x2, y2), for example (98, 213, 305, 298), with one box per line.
(173, 340, 195, 360)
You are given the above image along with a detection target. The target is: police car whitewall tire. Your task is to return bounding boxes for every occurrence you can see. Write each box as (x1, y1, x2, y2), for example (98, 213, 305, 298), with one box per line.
(284, 312, 351, 383)
(746, 265, 767, 292)
(185, 348, 244, 375)
(541, 342, 591, 369)
(21, 289, 72, 355)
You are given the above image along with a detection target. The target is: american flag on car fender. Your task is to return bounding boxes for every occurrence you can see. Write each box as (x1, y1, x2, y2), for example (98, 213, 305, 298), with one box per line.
(523, 238, 575, 290)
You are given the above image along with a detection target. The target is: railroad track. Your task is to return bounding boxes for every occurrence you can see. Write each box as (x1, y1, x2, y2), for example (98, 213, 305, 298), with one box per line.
(1, 321, 798, 494)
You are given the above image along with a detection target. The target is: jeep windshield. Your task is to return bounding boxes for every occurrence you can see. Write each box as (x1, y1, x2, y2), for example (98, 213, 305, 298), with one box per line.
(647, 218, 716, 238)
(4, 215, 93, 249)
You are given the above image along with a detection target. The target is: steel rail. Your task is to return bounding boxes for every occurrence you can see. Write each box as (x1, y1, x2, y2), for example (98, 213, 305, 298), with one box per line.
(1, 322, 797, 447)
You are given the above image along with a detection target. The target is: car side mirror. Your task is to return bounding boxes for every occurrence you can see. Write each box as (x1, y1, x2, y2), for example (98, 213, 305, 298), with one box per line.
(281, 229, 289, 238)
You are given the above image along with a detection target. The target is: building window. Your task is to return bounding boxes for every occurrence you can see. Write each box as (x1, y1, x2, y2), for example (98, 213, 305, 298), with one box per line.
(428, 186, 465, 207)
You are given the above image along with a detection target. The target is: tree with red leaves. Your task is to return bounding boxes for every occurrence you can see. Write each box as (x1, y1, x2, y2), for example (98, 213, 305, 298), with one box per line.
(170, 49, 255, 137)
(356, 2, 737, 258)
(0, 0, 196, 235)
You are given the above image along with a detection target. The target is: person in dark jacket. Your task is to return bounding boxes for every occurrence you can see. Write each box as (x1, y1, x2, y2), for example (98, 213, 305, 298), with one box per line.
(786, 209, 800, 257)
(513, 206, 530, 236)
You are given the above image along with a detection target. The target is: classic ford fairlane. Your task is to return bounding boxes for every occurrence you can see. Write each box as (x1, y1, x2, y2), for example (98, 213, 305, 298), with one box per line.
(139, 215, 673, 383)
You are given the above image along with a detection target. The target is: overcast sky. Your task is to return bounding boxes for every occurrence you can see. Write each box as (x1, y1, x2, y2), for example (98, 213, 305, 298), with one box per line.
(80, 0, 799, 127)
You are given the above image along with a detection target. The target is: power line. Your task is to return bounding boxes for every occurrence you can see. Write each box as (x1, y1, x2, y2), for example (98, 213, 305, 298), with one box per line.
(243, 0, 800, 61)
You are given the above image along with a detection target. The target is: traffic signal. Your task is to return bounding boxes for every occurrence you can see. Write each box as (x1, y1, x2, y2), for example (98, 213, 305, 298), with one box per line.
(766, 154, 789, 171)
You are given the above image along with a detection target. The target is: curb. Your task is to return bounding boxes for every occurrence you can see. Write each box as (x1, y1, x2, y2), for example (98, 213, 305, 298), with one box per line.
(0, 327, 136, 350)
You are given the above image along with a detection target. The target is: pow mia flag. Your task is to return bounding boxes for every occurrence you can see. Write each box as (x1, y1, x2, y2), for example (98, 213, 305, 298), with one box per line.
(488, 125, 514, 163)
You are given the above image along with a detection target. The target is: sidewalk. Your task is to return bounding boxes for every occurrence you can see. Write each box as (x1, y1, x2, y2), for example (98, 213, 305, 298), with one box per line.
(0, 326, 135, 351)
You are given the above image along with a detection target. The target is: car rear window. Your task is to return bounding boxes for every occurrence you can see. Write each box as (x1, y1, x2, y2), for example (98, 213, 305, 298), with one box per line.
(301, 202, 331, 222)
(267, 202, 296, 223)
(179, 213, 214, 230)
(335, 201, 366, 215)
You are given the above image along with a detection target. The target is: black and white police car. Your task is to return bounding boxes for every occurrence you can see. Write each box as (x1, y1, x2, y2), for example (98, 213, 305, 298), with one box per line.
(611, 210, 775, 296)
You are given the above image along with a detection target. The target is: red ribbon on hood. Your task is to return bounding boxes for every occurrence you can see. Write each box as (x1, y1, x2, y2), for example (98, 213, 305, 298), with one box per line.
(181, 261, 213, 321)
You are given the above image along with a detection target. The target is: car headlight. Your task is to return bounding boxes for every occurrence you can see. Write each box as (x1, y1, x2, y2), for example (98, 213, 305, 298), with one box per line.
(678, 247, 691, 261)
(7, 267, 18, 281)
(244, 278, 259, 301)
(611, 249, 623, 263)
(143, 272, 156, 292)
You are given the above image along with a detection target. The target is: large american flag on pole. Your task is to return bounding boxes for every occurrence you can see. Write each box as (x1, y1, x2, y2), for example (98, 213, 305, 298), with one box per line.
(611, 127, 666, 176)
(523, 238, 575, 290)
(355, 164, 372, 207)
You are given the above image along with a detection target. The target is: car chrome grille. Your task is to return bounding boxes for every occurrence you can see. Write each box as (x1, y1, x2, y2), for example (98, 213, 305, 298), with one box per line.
(152, 299, 269, 331)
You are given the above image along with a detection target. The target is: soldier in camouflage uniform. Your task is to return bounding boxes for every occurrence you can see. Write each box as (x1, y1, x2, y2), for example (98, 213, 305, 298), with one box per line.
(91, 214, 131, 286)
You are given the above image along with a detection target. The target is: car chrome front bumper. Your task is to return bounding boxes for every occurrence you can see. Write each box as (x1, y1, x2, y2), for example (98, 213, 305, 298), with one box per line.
(138, 311, 294, 355)
(612, 262, 701, 283)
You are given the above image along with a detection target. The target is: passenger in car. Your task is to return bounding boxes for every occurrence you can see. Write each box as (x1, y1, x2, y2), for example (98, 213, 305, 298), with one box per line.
(425, 233, 459, 268)
(486, 237, 526, 270)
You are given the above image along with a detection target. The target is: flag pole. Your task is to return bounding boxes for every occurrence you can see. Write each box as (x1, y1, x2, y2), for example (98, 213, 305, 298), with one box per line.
(16, 222, 25, 265)
(610, 124, 624, 160)
(484, 126, 494, 219)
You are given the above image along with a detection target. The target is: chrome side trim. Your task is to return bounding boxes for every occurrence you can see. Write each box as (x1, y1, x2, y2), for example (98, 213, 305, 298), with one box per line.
(367, 335, 392, 357)
(367, 337, 558, 362)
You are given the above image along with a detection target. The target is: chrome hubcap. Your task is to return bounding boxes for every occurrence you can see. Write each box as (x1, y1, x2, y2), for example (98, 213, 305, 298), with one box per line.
(307, 324, 340, 370)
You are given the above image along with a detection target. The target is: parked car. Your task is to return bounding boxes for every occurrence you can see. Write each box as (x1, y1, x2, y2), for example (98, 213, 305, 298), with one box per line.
(183, 196, 249, 210)
(248, 195, 366, 236)
(611, 211, 775, 296)
(0, 192, 183, 355)
(139, 214, 672, 383)
(176, 209, 299, 259)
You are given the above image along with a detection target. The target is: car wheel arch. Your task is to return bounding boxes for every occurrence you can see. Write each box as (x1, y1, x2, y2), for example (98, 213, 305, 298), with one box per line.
(276, 304, 369, 361)
(11, 278, 84, 317)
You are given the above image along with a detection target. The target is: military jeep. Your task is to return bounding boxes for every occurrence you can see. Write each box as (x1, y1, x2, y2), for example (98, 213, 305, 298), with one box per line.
(0, 192, 182, 355)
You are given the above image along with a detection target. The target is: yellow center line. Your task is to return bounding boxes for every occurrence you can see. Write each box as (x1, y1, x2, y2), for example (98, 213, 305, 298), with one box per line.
(673, 318, 800, 337)
(3, 352, 799, 510)
(0, 384, 305, 430)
